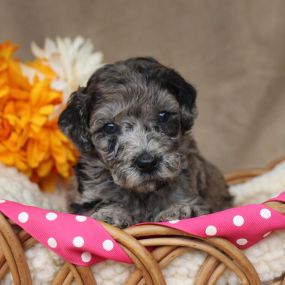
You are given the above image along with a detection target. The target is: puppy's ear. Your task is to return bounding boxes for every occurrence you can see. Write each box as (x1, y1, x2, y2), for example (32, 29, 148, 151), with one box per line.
(163, 70, 197, 132)
(58, 88, 93, 152)
(175, 80, 197, 132)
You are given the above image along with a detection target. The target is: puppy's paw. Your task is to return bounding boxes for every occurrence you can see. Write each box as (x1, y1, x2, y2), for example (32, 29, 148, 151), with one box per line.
(154, 204, 192, 222)
(191, 204, 211, 217)
(154, 203, 210, 222)
(91, 208, 133, 229)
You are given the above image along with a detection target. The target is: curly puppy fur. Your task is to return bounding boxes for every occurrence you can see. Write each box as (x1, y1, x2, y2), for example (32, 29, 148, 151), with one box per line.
(59, 57, 232, 228)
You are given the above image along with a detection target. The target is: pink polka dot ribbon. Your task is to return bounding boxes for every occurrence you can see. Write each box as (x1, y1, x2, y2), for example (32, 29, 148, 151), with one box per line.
(0, 191, 285, 266)
(0, 200, 132, 265)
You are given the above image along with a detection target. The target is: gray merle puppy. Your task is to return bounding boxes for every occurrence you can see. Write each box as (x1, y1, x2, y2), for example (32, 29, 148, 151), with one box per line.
(59, 57, 232, 228)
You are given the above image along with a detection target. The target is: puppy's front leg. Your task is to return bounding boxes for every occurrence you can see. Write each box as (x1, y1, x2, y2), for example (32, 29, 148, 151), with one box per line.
(154, 198, 210, 222)
(91, 205, 133, 228)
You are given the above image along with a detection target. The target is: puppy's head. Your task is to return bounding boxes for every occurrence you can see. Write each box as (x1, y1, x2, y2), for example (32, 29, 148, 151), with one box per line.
(59, 57, 197, 192)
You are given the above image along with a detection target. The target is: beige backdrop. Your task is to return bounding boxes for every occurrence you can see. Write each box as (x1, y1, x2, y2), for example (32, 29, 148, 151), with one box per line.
(1, 0, 284, 172)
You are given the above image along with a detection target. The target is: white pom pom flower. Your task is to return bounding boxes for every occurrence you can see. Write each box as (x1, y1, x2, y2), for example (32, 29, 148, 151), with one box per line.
(30, 36, 104, 103)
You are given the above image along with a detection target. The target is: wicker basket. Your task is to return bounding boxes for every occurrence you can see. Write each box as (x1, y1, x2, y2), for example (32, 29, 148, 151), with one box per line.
(1, 157, 285, 285)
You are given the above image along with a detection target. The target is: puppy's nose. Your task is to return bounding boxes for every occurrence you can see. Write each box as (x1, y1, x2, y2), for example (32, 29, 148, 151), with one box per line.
(135, 152, 158, 172)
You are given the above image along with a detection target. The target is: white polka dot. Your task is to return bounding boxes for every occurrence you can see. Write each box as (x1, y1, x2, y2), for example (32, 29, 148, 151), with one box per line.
(236, 238, 248, 246)
(263, 231, 272, 238)
(48, 237, 57, 248)
(103, 239, 114, 251)
(18, 212, 29, 223)
(81, 252, 92, 263)
(260, 208, 271, 219)
(168, 219, 180, 224)
(233, 215, 244, 227)
(76, 215, 87, 222)
(73, 236, 85, 248)
(46, 212, 58, 221)
(0, 199, 6, 203)
(205, 225, 217, 236)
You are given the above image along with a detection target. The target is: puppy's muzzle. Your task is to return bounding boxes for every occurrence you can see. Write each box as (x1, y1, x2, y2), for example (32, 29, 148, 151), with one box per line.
(135, 152, 160, 173)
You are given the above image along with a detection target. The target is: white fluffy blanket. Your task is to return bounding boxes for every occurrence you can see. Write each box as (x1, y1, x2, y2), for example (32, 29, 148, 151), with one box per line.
(0, 161, 285, 284)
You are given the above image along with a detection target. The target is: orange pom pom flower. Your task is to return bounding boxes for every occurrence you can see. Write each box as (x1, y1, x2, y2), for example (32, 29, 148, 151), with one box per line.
(0, 41, 78, 191)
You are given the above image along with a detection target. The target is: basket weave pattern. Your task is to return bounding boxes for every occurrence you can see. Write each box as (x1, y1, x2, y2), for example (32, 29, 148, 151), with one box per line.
(0, 157, 285, 285)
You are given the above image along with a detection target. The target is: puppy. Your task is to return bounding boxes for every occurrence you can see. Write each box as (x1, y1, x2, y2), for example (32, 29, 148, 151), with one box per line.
(59, 57, 232, 228)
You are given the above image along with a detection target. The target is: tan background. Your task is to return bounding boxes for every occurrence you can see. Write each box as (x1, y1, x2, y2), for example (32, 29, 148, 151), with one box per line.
(1, 0, 284, 172)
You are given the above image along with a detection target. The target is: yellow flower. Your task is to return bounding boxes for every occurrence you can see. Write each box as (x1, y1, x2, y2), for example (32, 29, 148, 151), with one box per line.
(0, 118, 12, 140)
(0, 41, 78, 191)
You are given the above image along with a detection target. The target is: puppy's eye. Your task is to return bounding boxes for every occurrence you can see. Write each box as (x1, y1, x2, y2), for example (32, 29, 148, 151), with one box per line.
(158, 111, 170, 122)
(103, 123, 119, 134)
